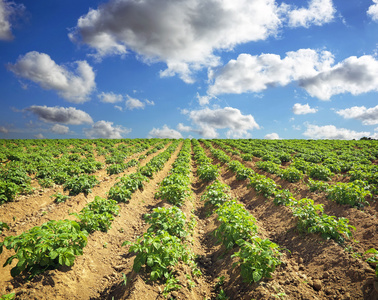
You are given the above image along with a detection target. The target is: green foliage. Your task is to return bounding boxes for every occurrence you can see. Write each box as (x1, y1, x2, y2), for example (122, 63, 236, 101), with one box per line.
(0, 181, 20, 204)
(241, 154, 253, 161)
(327, 181, 371, 207)
(107, 184, 132, 203)
(308, 164, 334, 181)
(273, 189, 293, 206)
(63, 174, 99, 195)
(290, 198, 355, 243)
(364, 248, 378, 277)
(38, 177, 55, 188)
(248, 174, 279, 198)
(0, 222, 9, 234)
(307, 179, 329, 192)
(232, 237, 281, 283)
(163, 273, 181, 297)
(281, 167, 303, 183)
(155, 184, 191, 206)
(197, 164, 219, 182)
(73, 196, 119, 233)
(106, 163, 126, 175)
(0, 220, 88, 278)
(144, 206, 187, 239)
(0, 293, 15, 300)
(214, 200, 258, 249)
(124, 231, 191, 281)
(52, 192, 70, 203)
(256, 161, 282, 175)
(201, 180, 231, 208)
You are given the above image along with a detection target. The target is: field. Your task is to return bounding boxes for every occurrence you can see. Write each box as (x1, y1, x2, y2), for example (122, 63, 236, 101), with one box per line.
(0, 138, 377, 300)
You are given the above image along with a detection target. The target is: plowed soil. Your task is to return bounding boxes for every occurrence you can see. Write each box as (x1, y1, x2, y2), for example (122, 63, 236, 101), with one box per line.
(0, 140, 377, 300)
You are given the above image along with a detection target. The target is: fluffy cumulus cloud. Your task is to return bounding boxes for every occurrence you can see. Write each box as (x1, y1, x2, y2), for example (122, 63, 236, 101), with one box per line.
(292, 103, 318, 115)
(98, 92, 123, 103)
(0, 126, 9, 133)
(98, 92, 154, 110)
(69, 0, 289, 82)
(51, 124, 70, 134)
(208, 49, 378, 100)
(300, 55, 378, 100)
(287, 0, 335, 28)
(25, 105, 93, 125)
(303, 124, 370, 140)
(265, 132, 280, 139)
(84, 120, 131, 139)
(368, 0, 378, 21)
(148, 125, 183, 139)
(336, 105, 378, 125)
(34, 133, 45, 139)
(8, 51, 96, 103)
(125, 95, 145, 110)
(0, 0, 24, 40)
(208, 49, 334, 95)
(183, 106, 259, 138)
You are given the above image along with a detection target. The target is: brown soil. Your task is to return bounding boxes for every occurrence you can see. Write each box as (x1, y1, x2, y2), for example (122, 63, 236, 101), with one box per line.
(0, 141, 377, 300)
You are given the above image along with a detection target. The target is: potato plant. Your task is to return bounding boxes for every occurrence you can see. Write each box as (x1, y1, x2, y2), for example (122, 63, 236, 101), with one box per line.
(0, 220, 88, 278)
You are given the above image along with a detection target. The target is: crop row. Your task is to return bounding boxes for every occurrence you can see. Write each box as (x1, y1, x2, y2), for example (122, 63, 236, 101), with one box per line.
(192, 139, 282, 285)
(124, 140, 201, 297)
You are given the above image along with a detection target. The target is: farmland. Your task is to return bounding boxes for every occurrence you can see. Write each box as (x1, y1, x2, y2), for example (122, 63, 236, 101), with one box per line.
(0, 138, 377, 300)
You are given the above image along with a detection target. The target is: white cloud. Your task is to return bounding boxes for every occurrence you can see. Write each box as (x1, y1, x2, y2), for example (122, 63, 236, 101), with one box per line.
(51, 124, 69, 134)
(336, 105, 378, 125)
(303, 124, 370, 140)
(0, 126, 9, 133)
(208, 50, 378, 101)
(69, 0, 288, 83)
(300, 55, 378, 100)
(187, 106, 259, 138)
(196, 93, 214, 106)
(98, 92, 123, 103)
(125, 95, 145, 110)
(292, 103, 318, 115)
(8, 51, 96, 103)
(177, 123, 192, 132)
(148, 125, 183, 139)
(208, 49, 334, 95)
(34, 133, 45, 139)
(84, 120, 131, 139)
(368, 0, 378, 21)
(287, 0, 335, 28)
(0, 0, 24, 40)
(26, 105, 93, 125)
(265, 132, 280, 139)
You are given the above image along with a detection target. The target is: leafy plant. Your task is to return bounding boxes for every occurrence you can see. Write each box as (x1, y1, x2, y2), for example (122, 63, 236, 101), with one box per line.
(0, 220, 88, 278)
(214, 200, 258, 249)
(108, 184, 133, 203)
(364, 248, 378, 277)
(197, 164, 219, 182)
(232, 237, 281, 283)
(52, 192, 70, 203)
(0, 181, 20, 204)
(248, 174, 279, 198)
(73, 196, 119, 233)
(144, 206, 187, 239)
(0, 222, 9, 234)
(63, 174, 99, 195)
(201, 180, 231, 208)
(163, 273, 181, 297)
(327, 181, 371, 207)
(124, 231, 190, 281)
(281, 167, 303, 183)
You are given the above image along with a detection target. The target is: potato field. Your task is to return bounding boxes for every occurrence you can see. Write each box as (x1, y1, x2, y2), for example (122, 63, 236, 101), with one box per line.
(0, 138, 377, 300)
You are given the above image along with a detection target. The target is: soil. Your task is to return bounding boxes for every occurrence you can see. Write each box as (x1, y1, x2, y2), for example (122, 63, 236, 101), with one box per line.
(0, 140, 377, 300)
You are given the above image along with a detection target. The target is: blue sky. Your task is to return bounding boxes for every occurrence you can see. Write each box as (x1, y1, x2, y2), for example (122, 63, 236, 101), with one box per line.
(1, 0, 378, 139)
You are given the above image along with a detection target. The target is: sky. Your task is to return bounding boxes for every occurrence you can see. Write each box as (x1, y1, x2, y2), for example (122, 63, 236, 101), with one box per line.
(1, 0, 378, 140)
